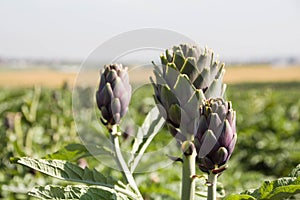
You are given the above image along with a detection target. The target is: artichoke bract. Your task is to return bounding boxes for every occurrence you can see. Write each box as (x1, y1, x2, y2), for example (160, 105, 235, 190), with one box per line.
(96, 64, 132, 126)
(151, 44, 226, 142)
(195, 98, 237, 173)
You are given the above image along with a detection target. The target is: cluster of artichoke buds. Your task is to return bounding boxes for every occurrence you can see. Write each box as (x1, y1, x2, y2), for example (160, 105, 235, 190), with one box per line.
(96, 64, 132, 127)
(95, 43, 237, 174)
(151, 44, 227, 142)
(151, 44, 237, 173)
(195, 98, 237, 173)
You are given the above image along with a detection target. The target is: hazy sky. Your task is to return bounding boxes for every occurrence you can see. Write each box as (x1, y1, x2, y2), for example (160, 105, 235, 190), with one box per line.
(1, 0, 300, 61)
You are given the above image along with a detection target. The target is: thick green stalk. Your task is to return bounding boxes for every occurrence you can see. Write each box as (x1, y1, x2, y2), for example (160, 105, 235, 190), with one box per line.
(207, 172, 217, 200)
(181, 147, 196, 200)
(111, 125, 143, 200)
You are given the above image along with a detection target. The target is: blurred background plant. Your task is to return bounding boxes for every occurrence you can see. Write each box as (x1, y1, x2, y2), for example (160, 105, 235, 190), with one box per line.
(0, 84, 79, 199)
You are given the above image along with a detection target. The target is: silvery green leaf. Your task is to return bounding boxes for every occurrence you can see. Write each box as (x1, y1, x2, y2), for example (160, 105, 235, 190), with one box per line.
(12, 157, 110, 186)
(29, 185, 130, 200)
(129, 107, 165, 172)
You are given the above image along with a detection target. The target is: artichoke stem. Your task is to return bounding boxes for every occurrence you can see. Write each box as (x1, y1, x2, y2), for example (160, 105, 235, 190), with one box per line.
(111, 125, 143, 199)
(181, 146, 196, 200)
(207, 172, 217, 200)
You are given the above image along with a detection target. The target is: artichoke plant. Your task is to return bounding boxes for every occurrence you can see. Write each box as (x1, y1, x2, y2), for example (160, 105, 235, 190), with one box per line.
(195, 98, 237, 173)
(96, 64, 132, 126)
(151, 44, 226, 142)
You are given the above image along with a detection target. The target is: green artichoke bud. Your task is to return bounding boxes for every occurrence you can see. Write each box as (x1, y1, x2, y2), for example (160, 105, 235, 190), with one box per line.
(151, 44, 226, 141)
(195, 98, 237, 173)
(160, 44, 226, 98)
(96, 64, 132, 126)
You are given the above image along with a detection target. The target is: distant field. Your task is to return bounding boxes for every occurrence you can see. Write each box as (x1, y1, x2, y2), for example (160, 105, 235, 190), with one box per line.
(0, 65, 300, 88)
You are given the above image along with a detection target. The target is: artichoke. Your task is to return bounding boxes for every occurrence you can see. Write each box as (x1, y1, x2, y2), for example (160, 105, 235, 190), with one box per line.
(195, 98, 237, 173)
(151, 44, 226, 141)
(96, 64, 132, 126)
(159, 44, 226, 98)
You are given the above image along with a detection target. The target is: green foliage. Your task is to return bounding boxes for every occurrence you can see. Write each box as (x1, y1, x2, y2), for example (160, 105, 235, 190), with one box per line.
(0, 85, 79, 199)
(225, 164, 300, 199)
(220, 82, 300, 194)
(1, 81, 300, 199)
(29, 185, 130, 200)
(128, 106, 165, 173)
(44, 143, 90, 162)
(11, 157, 109, 186)
(11, 157, 137, 199)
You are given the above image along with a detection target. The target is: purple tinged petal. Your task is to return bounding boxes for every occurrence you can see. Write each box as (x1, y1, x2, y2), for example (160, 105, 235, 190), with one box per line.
(113, 77, 126, 99)
(216, 104, 226, 120)
(226, 110, 233, 123)
(103, 65, 110, 75)
(231, 111, 237, 134)
(113, 113, 121, 124)
(111, 98, 121, 116)
(198, 164, 209, 173)
(196, 115, 208, 140)
(121, 107, 128, 118)
(207, 113, 222, 138)
(108, 64, 121, 71)
(106, 69, 118, 83)
(213, 147, 228, 166)
(211, 101, 218, 112)
(97, 83, 114, 107)
(199, 157, 215, 171)
(100, 106, 111, 122)
(198, 130, 218, 158)
(99, 73, 106, 90)
(227, 133, 237, 155)
(120, 92, 130, 116)
(219, 119, 234, 148)
(119, 69, 131, 91)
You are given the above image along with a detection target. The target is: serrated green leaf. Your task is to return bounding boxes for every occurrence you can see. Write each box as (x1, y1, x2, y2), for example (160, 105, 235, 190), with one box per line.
(233, 164, 300, 200)
(29, 185, 129, 200)
(13, 157, 110, 186)
(249, 177, 300, 199)
(289, 164, 300, 177)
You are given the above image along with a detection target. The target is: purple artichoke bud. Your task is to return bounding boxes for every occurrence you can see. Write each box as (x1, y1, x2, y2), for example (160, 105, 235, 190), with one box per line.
(195, 98, 237, 173)
(96, 64, 132, 126)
